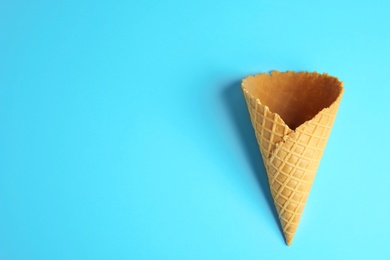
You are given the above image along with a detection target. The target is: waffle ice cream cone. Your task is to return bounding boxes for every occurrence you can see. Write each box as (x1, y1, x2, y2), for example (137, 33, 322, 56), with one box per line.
(241, 71, 344, 245)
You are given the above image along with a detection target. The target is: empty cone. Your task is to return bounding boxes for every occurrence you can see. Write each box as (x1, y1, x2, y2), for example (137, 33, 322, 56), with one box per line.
(241, 71, 344, 245)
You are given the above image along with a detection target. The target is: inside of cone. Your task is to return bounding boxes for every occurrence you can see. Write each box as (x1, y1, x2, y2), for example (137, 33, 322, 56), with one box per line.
(243, 72, 343, 130)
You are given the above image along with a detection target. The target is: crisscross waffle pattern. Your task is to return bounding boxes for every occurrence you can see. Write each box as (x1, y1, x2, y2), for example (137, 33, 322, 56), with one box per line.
(242, 75, 343, 246)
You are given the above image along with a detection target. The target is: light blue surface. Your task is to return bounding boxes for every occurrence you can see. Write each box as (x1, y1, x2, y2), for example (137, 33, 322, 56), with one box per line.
(1, 0, 390, 259)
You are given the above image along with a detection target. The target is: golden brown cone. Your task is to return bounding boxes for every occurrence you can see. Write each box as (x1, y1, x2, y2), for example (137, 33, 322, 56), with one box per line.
(241, 71, 344, 245)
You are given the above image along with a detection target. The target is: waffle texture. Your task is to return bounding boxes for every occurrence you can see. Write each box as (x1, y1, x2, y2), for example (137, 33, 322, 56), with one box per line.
(242, 71, 344, 245)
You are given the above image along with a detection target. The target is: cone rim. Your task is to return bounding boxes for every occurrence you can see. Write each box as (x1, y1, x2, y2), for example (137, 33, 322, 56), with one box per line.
(241, 70, 344, 135)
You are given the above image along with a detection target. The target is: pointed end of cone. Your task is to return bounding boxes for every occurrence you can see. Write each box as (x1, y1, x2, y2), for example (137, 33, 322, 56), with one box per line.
(284, 233, 294, 246)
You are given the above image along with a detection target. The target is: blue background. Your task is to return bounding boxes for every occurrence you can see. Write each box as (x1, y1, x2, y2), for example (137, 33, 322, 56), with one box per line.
(1, 0, 389, 259)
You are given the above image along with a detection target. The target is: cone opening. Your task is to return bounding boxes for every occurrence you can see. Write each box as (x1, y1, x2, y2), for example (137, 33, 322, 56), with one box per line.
(242, 71, 343, 130)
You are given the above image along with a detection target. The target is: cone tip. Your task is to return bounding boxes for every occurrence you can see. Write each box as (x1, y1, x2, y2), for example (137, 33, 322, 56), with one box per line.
(284, 233, 294, 246)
